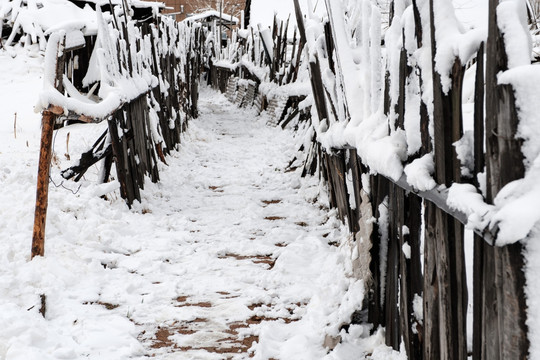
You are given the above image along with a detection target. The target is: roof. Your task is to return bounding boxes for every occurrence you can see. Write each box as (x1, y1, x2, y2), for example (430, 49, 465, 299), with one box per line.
(183, 10, 239, 25)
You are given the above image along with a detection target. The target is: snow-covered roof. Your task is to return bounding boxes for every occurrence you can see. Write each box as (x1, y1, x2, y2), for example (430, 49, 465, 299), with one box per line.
(1, 0, 164, 49)
(1, 0, 99, 48)
(79, 0, 165, 10)
(183, 10, 239, 24)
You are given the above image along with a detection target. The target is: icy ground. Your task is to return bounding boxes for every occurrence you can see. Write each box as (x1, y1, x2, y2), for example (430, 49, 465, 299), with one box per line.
(0, 49, 403, 360)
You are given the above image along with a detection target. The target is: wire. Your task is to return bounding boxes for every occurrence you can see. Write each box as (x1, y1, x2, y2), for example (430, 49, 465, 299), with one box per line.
(50, 177, 82, 195)
(48, 128, 82, 195)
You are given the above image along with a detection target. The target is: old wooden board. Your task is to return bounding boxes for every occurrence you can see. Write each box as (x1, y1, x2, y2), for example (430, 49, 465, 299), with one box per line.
(226, 77, 237, 102)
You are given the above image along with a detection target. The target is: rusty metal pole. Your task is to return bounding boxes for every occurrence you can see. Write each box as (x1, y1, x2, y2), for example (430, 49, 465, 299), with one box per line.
(31, 110, 56, 258)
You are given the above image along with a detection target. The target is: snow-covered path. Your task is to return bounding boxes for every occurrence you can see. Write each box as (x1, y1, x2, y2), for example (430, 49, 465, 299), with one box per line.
(129, 89, 354, 358)
(1, 81, 374, 359)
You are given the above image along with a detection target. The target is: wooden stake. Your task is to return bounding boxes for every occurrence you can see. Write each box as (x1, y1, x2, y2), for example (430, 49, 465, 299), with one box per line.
(39, 294, 47, 317)
(31, 110, 56, 258)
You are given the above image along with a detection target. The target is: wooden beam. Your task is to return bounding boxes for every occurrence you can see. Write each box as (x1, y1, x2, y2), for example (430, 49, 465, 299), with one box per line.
(31, 110, 57, 258)
(31, 35, 65, 259)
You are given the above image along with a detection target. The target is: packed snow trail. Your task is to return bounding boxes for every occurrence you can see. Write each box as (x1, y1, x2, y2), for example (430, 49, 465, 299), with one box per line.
(0, 73, 400, 359)
(129, 88, 361, 359)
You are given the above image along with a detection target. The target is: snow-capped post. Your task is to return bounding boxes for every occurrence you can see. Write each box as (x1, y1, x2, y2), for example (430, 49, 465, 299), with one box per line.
(482, 0, 528, 357)
(257, 23, 273, 66)
(410, 0, 432, 157)
(323, 0, 352, 123)
(422, 0, 468, 358)
(270, 15, 278, 82)
(31, 33, 66, 259)
(292, 0, 329, 131)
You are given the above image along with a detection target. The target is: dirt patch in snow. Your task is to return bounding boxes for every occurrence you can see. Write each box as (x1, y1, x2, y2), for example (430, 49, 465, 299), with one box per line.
(264, 216, 285, 221)
(261, 199, 281, 206)
(218, 253, 276, 269)
(82, 301, 120, 310)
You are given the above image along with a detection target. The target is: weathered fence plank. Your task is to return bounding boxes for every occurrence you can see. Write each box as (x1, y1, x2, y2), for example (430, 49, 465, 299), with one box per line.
(427, 0, 468, 357)
(483, 0, 528, 358)
(385, 182, 401, 349)
(473, 42, 485, 360)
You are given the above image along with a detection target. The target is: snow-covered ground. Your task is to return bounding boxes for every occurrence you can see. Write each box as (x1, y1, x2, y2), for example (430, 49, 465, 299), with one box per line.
(0, 48, 404, 359)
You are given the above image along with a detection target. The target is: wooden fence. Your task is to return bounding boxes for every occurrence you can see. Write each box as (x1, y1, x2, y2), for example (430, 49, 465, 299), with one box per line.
(28, 0, 535, 356)
(206, 14, 307, 126)
(291, 0, 529, 359)
(32, 9, 201, 258)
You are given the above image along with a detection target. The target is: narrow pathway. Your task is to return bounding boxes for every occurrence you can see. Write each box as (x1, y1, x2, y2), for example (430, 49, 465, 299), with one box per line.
(130, 88, 356, 359)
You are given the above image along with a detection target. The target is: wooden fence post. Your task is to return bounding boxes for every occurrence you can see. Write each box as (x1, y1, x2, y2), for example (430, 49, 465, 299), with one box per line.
(31, 36, 65, 259)
(292, 0, 329, 131)
(425, 1, 467, 358)
(483, 0, 528, 358)
(31, 110, 57, 258)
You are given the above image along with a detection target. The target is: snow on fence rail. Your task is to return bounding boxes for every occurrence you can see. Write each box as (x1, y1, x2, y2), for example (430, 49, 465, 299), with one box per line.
(30, 6, 201, 261)
(212, 0, 540, 358)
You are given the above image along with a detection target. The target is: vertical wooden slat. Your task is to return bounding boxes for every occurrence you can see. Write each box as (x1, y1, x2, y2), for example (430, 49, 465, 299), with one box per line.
(423, 200, 440, 359)
(323, 152, 337, 210)
(396, 45, 407, 130)
(483, 0, 528, 358)
(450, 59, 468, 360)
(326, 151, 352, 230)
(426, 0, 467, 358)
(472, 42, 485, 360)
(368, 175, 389, 329)
(400, 194, 423, 359)
(293, 0, 329, 130)
(348, 149, 363, 233)
(385, 182, 401, 349)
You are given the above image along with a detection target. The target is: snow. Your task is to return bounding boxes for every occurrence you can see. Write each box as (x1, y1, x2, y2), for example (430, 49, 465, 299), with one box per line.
(4, 0, 540, 356)
(490, 173, 540, 246)
(498, 65, 540, 168)
(525, 227, 540, 360)
(402, 241, 411, 259)
(404, 154, 437, 192)
(454, 130, 474, 178)
(34, 8, 194, 121)
(497, 0, 532, 69)
(3, 0, 99, 49)
(412, 293, 423, 323)
(445, 5, 540, 247)
(431, 0, 487, 93)
(0, 47, 398, 358)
